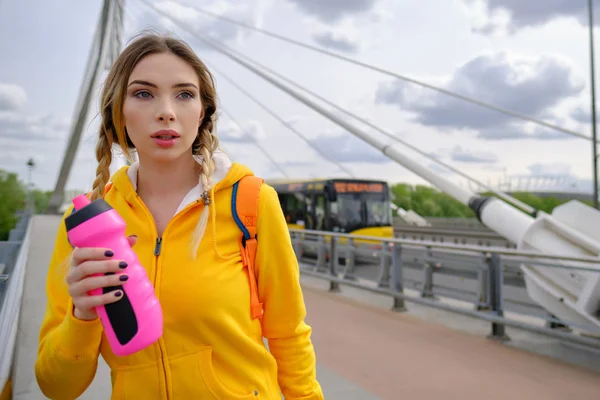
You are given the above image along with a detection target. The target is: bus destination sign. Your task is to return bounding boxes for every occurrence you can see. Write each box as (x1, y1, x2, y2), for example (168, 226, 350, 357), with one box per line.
(334, 182, 384, 193)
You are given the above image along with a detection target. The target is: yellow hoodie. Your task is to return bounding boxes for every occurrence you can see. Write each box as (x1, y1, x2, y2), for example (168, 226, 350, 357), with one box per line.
(35, 153, 324, 400)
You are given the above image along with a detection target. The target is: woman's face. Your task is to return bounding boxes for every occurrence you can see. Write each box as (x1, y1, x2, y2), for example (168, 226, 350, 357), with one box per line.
(123, 52, 203, 163)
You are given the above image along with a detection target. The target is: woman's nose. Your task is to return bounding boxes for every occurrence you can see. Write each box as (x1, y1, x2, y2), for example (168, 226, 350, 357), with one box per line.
(157, 100, 176, 122)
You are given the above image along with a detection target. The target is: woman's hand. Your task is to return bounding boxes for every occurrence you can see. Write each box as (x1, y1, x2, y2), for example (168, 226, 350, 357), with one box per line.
(66, 236, 137, 320)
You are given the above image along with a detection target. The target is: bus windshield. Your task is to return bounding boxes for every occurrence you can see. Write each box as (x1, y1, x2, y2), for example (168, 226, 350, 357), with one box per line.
(331, 191, 391, 232)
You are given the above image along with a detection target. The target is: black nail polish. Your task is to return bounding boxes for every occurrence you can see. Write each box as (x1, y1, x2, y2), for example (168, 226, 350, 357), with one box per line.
(105, 250, 114, 257)
(119, 261, 127, 269)
(114, 291, 122, 297)
(119, 275, 129, 282)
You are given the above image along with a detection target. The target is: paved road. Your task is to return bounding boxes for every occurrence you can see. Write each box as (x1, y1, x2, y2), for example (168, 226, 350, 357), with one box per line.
(301, 281, 600, 400)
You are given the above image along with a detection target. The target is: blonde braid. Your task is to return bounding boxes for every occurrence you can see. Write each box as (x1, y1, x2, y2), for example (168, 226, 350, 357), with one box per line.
(90, 133, 113, 201)
(190, 121, 220, 258)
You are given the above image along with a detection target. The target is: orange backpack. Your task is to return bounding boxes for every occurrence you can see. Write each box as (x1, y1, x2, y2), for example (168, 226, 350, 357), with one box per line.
(231, 176, 264, 320)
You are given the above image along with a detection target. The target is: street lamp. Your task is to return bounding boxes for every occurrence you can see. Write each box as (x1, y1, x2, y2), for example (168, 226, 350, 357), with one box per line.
(588, 0, 599, 209)
(26, 158, 35, 213)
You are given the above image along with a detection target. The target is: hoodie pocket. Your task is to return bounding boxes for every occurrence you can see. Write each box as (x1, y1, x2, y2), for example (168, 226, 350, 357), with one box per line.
(170, 346, 260, 400)
(111, 361, 161, 400)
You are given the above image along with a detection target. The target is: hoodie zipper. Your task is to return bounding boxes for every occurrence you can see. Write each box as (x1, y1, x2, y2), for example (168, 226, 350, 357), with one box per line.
(154, 237, 163, 256)
(135, 197, 204, 400)
(153, 241, 168, 399)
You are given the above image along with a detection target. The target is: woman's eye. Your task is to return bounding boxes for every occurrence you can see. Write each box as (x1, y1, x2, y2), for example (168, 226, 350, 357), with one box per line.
(179, 92, 194, 99)
(134, 91, 151, 98)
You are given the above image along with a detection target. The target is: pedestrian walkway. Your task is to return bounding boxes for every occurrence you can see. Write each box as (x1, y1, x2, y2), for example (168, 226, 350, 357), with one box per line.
(302, 284, 600, 399)
(10, 215, 600, 399)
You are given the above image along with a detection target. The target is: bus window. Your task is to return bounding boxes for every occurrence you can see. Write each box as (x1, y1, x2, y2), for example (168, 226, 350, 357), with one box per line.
(304, 196, 315, 229)
(338, 193, 363, 227)
(329, 201, 340, 231)
(315, 195, 326, 230)
(365, 193, 391, 225)
(328, 191, 391, 232)
(279, 193, 307, 226)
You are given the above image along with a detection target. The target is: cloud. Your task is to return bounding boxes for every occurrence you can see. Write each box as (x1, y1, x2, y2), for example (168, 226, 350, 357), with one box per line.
(375, 52, 584, 140)
(570, 106, 593, 125)
(218, 119, 266, 143)
(466, 0, 595, 34)
(311, 132, 389, 163)
(284, 0, 387, 53)
(0, 83, 27, 111)
(130, 0, 269, 50)
(0, 111, 69, 142)
(285, 0, 381, 23)
(450, 145, 498, 163)
(312, 29, 360, 53)
(0, 81, 81, 191)
(0, 83, 70, 144)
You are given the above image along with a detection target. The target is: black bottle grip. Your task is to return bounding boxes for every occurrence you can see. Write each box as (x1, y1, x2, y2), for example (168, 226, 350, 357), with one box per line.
(103, 272, 139, 345)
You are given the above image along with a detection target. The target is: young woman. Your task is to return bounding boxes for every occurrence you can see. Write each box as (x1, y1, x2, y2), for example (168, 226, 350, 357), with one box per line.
(35, 32, 324, 400)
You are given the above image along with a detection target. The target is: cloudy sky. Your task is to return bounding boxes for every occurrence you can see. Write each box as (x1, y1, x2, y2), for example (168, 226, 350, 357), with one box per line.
(1, 0, 599, 197)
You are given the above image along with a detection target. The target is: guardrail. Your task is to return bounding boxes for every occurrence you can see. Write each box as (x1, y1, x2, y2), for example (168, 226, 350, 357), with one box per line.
(0, 211, 32, 398)
(393, 225, 515, 248)
(395, 216, 492, 231)
(289, 228, 600, 349)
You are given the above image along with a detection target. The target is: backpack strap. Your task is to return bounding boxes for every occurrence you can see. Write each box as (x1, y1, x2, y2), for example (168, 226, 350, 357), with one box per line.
(231, 176, 264, 320)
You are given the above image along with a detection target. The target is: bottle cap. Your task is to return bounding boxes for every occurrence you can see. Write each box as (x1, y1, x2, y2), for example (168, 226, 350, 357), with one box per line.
(65, 195, 113, 232)
(72, 194, 91, 210)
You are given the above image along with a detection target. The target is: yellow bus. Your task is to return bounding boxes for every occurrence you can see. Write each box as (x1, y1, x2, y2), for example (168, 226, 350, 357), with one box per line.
(268, 178, 394, 242)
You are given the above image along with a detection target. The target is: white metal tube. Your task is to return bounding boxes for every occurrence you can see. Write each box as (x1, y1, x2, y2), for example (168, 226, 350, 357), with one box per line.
(479, 198, 534, 245)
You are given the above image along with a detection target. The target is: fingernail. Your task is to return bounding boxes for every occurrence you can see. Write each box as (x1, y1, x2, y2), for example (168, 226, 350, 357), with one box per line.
(130, 235, 138, 239)
(105, 250, 114, 257)
(115, 291, 122, 297)
(119, 261, 127, 269)
(119, 275, 129, 282)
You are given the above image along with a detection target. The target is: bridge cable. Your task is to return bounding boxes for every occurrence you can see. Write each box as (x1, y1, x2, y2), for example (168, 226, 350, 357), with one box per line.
(171, 1, 595, 143)
(203, 40, 536, 214)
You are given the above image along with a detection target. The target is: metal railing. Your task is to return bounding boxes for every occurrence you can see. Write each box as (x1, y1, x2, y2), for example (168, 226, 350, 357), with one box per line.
(0, 211, 33, 395)
(393, 225, 516, 248)
(289, 228, 600, 349)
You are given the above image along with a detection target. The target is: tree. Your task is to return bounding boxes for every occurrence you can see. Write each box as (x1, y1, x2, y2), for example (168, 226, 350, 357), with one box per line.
(0, 169, 56, 240)
(0, 170, 27, 240)
(32, 189, 53, 214)
(390, 183, 589, 218)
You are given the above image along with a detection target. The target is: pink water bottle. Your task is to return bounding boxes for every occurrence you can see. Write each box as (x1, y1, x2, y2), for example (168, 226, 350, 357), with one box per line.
(65, 194, 163, 356)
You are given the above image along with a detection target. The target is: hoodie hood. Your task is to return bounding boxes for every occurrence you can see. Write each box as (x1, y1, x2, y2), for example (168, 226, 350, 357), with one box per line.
(109, 149, 254, 214)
